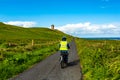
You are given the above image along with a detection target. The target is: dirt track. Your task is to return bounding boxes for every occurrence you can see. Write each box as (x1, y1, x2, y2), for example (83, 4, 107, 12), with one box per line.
(10, 41, 82, 80)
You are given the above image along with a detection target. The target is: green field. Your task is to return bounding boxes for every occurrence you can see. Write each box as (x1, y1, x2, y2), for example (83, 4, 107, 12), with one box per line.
(0, 22, 120, 80)
(0, 22, 72, 80)
(75, 38, 120, 80)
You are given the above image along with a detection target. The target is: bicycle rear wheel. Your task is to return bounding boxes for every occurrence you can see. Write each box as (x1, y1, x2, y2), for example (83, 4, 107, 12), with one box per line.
(60, 56, 65, 68)
(61, 61, 64, 68)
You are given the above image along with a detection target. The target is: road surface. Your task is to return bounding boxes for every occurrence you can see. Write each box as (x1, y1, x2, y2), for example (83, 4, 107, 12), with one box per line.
(10, 41, 82, 80)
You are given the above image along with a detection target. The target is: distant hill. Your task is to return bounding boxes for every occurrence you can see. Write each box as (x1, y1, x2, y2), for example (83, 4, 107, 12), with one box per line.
(0, 22, 71, 40)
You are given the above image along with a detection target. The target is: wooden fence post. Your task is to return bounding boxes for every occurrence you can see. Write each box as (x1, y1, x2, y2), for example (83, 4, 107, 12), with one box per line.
(32, 39, 34, 46)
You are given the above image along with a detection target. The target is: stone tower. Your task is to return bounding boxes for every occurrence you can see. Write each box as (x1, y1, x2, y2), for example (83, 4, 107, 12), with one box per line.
(51, 24, 54, 30)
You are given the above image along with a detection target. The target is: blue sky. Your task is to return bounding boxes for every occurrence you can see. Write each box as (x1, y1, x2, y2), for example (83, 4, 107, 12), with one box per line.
(0, 0, 120, 37)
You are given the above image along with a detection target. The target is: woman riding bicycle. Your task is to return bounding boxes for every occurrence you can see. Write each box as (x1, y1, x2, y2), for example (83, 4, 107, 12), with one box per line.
(59, 37, 70, 64)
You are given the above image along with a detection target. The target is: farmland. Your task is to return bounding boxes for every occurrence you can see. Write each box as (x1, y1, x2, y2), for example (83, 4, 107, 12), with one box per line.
(75, 38, 120, 80)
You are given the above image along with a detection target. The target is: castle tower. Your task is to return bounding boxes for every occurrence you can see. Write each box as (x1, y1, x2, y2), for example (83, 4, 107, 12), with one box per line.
(51, 24, 54, 30)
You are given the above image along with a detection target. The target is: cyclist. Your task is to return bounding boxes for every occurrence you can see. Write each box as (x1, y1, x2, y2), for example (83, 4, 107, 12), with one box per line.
(59, 36, 70, 64)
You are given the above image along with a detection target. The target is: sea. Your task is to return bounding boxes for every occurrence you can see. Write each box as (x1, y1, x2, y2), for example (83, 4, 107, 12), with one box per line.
(84, 37, 120, 40)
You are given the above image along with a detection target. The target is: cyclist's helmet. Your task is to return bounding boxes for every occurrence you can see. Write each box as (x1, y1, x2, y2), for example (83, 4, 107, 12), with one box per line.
(62, 36, 66, 41)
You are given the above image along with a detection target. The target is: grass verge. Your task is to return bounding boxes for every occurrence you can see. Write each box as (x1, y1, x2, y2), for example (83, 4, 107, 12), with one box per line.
(75, 38, 120, 80)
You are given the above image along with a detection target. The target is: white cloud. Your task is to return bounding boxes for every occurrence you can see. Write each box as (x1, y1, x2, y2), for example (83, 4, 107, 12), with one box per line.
(56, 22, 120, 37)
(4, 21, 36, 28)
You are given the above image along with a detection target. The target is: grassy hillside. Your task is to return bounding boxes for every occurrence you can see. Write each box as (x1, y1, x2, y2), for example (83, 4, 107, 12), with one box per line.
(75, 38, 120, 80)
(0, 22, 68, 40)
(0, 22, 72, 80)
(0, 22, 72, 52)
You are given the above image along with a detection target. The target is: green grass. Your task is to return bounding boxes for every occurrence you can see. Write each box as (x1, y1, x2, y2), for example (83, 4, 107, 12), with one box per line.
(0, 22, 73, 80)
(75, 38, 120, 80)
(0, 22, 69, 40)
(0, 44, 58, 80)
(1, 22, 120, 80)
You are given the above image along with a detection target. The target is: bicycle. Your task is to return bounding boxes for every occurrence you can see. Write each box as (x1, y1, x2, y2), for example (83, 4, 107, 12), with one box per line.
(60, 54, 68, 68)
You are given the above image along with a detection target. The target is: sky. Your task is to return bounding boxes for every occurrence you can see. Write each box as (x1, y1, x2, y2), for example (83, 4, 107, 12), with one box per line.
(0, 0, 120, 38)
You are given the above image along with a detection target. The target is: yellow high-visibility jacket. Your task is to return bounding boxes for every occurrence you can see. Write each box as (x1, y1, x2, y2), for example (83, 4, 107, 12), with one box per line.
(59, 41, 68, 50)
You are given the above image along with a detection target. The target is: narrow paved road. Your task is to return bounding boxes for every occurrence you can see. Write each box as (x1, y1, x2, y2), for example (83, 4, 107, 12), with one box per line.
(10, 41, 82, 80)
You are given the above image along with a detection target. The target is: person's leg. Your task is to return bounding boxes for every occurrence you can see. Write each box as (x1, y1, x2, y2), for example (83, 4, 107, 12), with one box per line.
(64, 54, 68, 64)
(60, 51, 68, 64)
